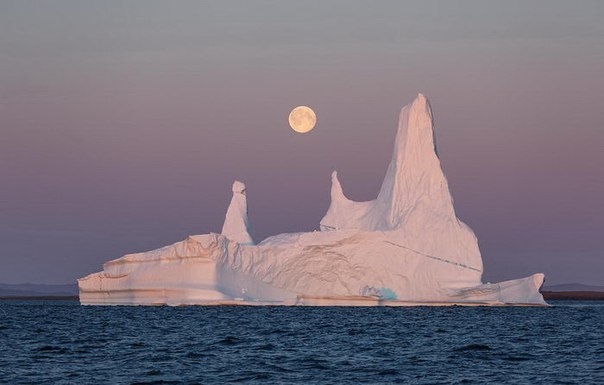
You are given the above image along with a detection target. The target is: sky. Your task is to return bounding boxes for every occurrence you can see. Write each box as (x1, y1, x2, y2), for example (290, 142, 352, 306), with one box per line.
(1, 1, 603, 286)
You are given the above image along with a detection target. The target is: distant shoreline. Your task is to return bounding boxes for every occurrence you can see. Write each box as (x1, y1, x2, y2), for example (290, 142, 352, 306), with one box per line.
(0, 295, 79, 301)
(541, 291, 604, 300)
(1, 292, 604, 301)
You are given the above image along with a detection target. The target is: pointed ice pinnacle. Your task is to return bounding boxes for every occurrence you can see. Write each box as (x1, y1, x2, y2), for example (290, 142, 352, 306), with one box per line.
(320, 93, 482, 273)
(221, 181, 254, 245)
(321, 94, 443, 231)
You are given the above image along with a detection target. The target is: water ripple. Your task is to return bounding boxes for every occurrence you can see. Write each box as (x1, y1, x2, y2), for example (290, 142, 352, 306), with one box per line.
(0, 300, 602, 384)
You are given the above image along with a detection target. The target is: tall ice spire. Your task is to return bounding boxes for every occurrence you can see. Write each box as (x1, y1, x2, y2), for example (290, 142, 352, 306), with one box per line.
(221, 181, 254, 245)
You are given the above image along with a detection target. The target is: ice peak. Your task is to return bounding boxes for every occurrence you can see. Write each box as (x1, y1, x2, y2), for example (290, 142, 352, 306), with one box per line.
(415, 92, 427, 105)
(221, 180, 254, 245)
(320, 94, 481, 273)
(329, 171, 344, 199)
(403, 93, 433, 144)
(321, 94, 443, 231)
(232, 180, 246, 194)
(377, 93, 447, 228)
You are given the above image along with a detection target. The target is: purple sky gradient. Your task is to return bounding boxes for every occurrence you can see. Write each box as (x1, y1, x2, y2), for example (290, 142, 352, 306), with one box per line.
(1, 1, 603, 285)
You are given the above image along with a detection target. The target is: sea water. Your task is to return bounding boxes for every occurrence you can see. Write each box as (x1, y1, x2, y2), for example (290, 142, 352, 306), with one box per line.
(0, 300, 602, 384)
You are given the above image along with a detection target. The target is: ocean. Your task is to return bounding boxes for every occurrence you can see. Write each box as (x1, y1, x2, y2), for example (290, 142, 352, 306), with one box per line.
(0, 300, 602, 384)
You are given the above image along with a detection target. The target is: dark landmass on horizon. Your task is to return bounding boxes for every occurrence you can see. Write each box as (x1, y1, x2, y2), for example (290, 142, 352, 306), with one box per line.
(1, 283, 604, 301)
(541, 291, 604, 301)
(3, 293, 604, 301)
(543, 283, 604, 292)
(2, 293, 604, 301)
(0, 295, 79, 300)
(0, 283, 78, 297)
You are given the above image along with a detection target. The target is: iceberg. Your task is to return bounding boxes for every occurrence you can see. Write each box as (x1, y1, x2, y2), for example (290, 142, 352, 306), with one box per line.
(78, 94, 546, 306)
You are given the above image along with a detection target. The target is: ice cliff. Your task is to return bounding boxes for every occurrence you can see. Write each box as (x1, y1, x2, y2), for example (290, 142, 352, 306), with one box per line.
(78, 94, 546, 306)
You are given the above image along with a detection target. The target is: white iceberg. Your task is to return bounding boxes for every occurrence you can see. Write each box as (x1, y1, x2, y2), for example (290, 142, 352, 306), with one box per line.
(78, 94, 546, 306)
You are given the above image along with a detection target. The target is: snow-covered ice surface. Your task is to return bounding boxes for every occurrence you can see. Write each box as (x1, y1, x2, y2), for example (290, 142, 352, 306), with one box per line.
(78, 94, 546, 306)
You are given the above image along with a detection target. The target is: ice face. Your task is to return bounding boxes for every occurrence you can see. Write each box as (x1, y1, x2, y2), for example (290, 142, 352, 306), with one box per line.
(78, 94, 546, 306)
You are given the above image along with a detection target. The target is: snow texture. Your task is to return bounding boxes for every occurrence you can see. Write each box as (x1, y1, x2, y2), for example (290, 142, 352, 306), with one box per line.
(78, 94, 546, 306)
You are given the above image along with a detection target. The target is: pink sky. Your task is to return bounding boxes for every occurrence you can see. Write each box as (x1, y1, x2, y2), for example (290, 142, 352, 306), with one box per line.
(1, 1, 603, 285)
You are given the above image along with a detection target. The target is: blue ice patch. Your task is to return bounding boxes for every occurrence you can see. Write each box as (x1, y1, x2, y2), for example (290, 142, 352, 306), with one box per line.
(360, 285, 397, 300)
(378, 288, 397, 300)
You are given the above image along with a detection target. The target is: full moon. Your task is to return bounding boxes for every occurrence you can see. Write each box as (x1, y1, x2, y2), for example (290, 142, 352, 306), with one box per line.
(288, 106, 316, 133)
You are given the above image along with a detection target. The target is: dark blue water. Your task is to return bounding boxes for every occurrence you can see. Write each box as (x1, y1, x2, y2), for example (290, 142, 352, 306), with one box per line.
(0, 301, 602, 384)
